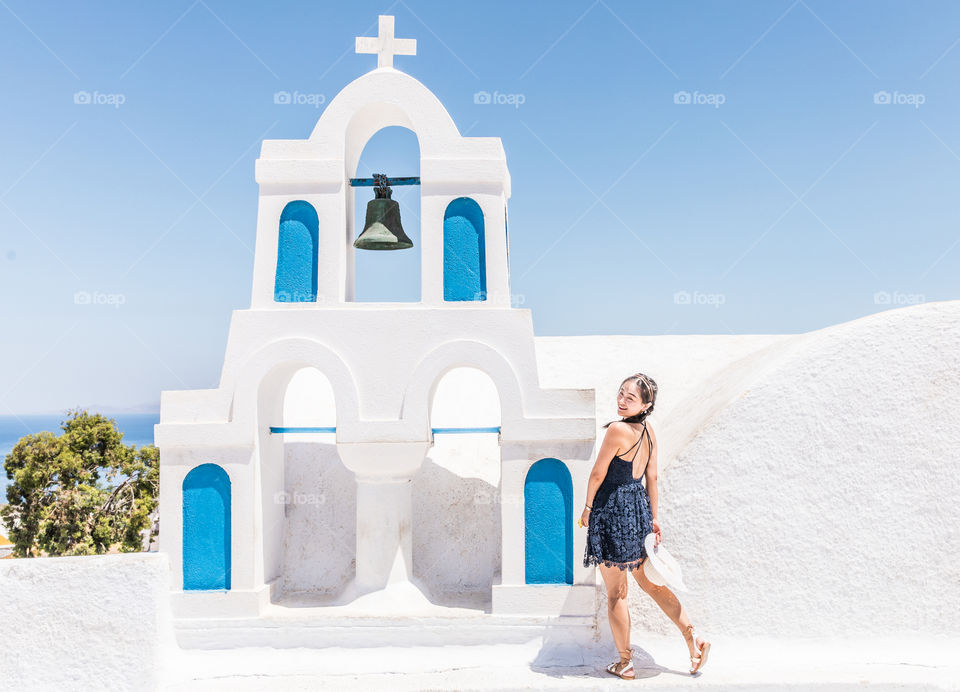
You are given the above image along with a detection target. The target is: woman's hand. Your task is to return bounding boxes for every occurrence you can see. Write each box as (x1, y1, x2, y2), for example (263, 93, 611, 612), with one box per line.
(578, 507, 591, 528)
(651, 517, 662, 547)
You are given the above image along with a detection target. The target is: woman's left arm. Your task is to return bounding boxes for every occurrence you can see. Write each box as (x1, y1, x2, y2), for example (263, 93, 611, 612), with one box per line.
(645, 423, 662, 545)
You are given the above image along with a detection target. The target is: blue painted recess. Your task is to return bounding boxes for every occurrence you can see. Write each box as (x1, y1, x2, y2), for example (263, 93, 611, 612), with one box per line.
(274, 200, 319, 302)
(182, 463, 231, 590)
(524, 458, 573, 584)
(443, 197, 487, 301)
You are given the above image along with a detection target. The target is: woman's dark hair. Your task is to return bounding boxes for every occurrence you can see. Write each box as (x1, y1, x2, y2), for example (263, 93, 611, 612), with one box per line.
(602, 372, 658, 430)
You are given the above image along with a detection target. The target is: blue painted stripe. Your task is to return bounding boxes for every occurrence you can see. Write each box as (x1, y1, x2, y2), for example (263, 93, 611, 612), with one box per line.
(268, 426, 501, 434)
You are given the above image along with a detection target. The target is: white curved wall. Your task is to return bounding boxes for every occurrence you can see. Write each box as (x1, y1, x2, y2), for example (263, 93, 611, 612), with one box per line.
(539, 300, 960, 637)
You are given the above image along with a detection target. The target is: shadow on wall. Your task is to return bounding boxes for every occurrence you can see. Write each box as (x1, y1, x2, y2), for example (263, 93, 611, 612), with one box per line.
(278, 441, 357, 598)
(412, 457, 501, 608)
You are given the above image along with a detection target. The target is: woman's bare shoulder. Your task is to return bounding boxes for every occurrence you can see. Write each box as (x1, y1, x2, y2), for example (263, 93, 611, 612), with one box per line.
(603, 421, 632, 445)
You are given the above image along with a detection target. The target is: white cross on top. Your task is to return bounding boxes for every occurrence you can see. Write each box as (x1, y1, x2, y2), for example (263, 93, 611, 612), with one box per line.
(355, 15, 417, 69)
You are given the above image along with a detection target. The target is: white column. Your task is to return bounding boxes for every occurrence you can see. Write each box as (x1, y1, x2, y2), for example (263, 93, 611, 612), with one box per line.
(354, 476, 414, 590)
(336, 441, 432, 607)
(499, 456, 528, 585)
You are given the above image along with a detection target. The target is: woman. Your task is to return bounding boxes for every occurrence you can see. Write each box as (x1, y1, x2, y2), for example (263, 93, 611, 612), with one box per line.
(581, 372, 710, 679)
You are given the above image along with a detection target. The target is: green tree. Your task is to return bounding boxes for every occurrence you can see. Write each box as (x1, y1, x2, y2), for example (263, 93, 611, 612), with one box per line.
(0, 409, 159, 557)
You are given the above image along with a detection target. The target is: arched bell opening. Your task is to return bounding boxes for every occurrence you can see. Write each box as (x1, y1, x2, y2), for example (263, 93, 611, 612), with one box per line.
(413, 365, 502, 608)
(252, 361, 355, 603)
(443, 197, 487, 301)
(274, 200, 319, 302)
(349, 126, 421, 303)
(523, 458, 574, 584)
(270, 366, 355, 601)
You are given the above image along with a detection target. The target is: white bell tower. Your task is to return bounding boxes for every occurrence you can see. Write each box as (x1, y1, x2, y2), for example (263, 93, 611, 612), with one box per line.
(156, 15, 598, 634)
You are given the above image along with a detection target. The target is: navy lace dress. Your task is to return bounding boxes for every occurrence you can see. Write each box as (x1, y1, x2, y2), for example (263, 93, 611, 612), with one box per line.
(584, 421, 654, 571)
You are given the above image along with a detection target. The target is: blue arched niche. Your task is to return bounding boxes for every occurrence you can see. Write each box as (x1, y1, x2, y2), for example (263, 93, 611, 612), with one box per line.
(524, 458, 573, 584)
(182, 463, 231, 590)
(443, 197, 487, 301)
(274, 200, 319, 302)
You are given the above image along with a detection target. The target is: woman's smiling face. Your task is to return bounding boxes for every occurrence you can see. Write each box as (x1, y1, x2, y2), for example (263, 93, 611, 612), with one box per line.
(617, 380, 647, 417)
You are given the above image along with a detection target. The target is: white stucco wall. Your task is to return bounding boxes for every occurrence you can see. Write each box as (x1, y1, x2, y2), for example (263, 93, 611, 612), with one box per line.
(0, 553, 175, 691)
(278, 437, 356, 596)
(538, 300, 960, 638)
(412, 433, 502, 603)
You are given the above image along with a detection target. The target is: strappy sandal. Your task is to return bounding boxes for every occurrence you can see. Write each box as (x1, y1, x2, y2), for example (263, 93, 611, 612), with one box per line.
(606, 648, 635, 679)
(684, 624, 711, 674)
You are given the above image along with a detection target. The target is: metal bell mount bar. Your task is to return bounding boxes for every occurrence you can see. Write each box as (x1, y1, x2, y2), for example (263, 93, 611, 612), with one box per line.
(349, 176, 421, 187)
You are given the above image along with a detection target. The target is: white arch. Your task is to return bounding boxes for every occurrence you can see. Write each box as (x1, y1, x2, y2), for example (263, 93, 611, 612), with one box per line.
(225, 337, 361, 432)
(404, 340, 525, 430)
(309, 70, 461, 179)
(429, 366, 501, 429)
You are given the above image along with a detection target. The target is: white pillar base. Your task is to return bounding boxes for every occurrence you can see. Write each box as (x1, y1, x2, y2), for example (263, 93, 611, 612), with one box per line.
(335, 574, 436, 614)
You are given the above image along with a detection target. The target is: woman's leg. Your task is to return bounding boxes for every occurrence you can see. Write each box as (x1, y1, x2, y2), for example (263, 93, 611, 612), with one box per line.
(630, 559, 699, 657)
(598, 563, 633, 661)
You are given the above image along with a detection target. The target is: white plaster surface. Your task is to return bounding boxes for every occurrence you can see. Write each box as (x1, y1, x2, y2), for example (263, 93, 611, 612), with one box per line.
(278, 438, 356, 597)
(411, 433, 502, 604)
(0, 553, 176, 692)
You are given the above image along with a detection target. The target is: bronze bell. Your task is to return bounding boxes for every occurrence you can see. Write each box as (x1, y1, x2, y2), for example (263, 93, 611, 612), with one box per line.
(354, 174, 414, 250)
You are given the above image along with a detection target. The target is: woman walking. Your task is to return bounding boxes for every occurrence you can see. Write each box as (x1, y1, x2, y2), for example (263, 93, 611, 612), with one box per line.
(581, 373, 710, 679)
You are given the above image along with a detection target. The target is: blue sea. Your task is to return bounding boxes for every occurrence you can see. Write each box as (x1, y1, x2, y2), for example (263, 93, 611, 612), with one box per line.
(1, 413, 159, 496)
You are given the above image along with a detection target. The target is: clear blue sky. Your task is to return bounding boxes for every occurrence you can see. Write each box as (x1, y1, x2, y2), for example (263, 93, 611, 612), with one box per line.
(1, 1, 958, 414)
